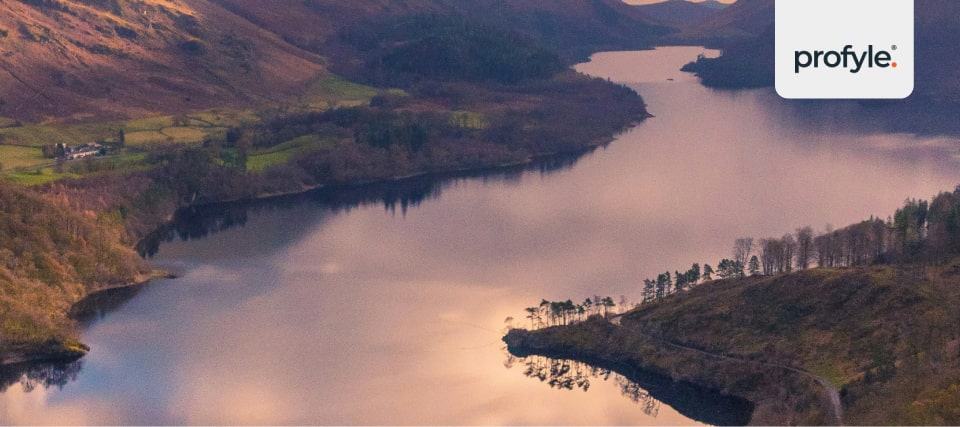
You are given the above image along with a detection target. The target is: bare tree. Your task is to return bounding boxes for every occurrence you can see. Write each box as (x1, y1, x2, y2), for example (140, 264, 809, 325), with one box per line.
(795, 226, 815, 270)
(760, 238, 780, 274)
(782, 233, 797, 273)
(733, 237, 754, 268)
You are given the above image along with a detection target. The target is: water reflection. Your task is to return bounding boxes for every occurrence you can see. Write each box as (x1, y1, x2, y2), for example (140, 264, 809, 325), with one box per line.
(69, 281, 155, 326)
(757, 92, 960, 136)
(505, 353, 663, 417)
(136, 150, 596, 257)
(0, 361, 83, 394)
(504, 351, 753, 426)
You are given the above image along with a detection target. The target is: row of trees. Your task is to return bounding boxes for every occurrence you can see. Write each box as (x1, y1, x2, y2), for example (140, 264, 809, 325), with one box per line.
(641, 264, 702, 303)
(523, 296, 625, 329)
(517, 190, 960, 324)
(622, 189, 960, 309)
(732, 191, 960, 276)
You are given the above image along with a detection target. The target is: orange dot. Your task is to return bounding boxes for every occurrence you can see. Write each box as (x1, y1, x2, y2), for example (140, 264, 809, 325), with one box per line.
(892, 62, 898, 68)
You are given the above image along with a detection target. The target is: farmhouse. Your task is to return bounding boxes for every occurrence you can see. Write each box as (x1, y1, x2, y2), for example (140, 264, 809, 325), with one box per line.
(59, 142, 104, 160)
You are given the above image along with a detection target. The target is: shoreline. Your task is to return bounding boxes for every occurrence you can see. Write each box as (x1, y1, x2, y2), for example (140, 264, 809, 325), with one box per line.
(504, 325, 755, 426)
(1, 118, 646, 370)
(0, 269, 175, 368)
(503, 317, 836, 425)
(186, 119, 646, 209)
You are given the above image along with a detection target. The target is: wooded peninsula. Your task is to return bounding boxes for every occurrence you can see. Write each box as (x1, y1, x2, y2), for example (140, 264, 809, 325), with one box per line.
(506, 191, 960, 425)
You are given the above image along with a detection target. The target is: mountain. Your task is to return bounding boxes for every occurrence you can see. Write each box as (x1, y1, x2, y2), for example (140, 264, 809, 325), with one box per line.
(0, 0, 670, 122)
(698, 0, 729, 10)
(0, 0, 327, 122)
(448, 0, 670, 60)
(688, 0, 773, 39)
(635, 0, 724, 28)
(215, 0, 672, 63)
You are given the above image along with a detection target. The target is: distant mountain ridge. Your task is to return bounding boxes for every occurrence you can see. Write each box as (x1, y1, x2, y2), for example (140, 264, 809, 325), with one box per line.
(216, 0, 671, 62)
(685, 0, 773, 39)
(697, 0, 728, 10)
(635, 0, 725, 27)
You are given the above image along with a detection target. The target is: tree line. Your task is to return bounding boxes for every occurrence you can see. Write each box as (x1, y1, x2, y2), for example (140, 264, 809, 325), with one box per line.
(522, 188, 960, 318)
(523, 296, 630, 329)
(655, 189, 960, 298)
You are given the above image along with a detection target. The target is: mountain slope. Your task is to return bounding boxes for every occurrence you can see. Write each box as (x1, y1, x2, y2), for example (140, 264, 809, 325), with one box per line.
(0, 0, 327, 122)
(690, 0, 773, 38)
(698, 0, 728, 10)
(636, 0, 724, 28)
(0, 0, 671, 122)
(214, 0, 672, 62)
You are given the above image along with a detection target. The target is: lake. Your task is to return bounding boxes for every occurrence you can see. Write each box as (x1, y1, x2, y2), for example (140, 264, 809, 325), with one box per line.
(3, 46, 960, 425)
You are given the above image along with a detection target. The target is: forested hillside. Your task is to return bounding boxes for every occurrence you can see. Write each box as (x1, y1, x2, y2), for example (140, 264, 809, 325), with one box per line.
(0, 0, 669, 122)
(0, 181, 147, 364)
(506, 188, 960, 425)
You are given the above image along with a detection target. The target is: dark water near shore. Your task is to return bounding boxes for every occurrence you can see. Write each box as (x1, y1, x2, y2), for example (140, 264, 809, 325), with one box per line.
(4, 46, 960, 425)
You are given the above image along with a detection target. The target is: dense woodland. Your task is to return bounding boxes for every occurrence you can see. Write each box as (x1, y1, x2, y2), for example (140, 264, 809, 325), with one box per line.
(0, 181, 146, 363)
(336, 15, 566, 85)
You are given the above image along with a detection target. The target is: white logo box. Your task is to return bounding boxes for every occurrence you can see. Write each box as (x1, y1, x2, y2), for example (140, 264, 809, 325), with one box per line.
(775, 0, 914, 99)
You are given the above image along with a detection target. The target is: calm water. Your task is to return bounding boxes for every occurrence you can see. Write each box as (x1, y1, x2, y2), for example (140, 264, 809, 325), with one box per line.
(4, 46, 960, 425)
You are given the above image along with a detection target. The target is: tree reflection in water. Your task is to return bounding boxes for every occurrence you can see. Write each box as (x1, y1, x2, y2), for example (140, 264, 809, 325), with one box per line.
(504, 352, 661, 418)
(0, 360, 83, 394)
(135, 150, 592, 257)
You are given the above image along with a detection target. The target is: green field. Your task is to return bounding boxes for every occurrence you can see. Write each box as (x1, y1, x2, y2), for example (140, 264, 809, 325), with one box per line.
(124, 130, 171, 146)
(0, 145, 49, 171)
(247, 135, 331, 172)
(2, 168, 78, 186)
(298, 74, 381, 109)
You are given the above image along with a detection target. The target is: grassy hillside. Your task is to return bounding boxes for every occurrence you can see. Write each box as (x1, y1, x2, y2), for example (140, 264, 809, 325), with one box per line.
(506, 260, 960, 425)
(0, 0, 328, 122)
(0, 0, 668, 123)
(506, 189, 960, 424)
